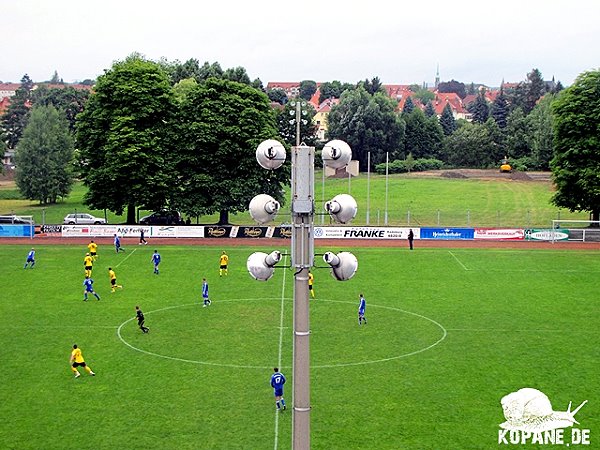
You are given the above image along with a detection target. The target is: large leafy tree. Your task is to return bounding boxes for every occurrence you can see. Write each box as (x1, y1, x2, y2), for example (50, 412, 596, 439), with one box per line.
(526, 94, 555, 169)
(550, 70, 600, 223)
(361, 77, 384, 96)
(505, 108, 531, 158)
(15, 105, 74, 204)
(326, 86, 405, 171)
(438, 79, 466, 99)
(403, 108, 444, 160)
(76, 54, 176, 223)
(31, 85, 90, 133)
(318, 80, 354, 104)
(175, 78, 289, 224)
(444, 122, 496, 168)
(1, 74, 34, 150)
(299, 80, 317, 101)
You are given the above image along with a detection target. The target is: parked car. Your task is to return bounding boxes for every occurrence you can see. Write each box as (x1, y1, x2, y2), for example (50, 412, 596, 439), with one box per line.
(139, 210, 183, 225)
(63, 213, 107, 225)
(0, 215, 33, 224)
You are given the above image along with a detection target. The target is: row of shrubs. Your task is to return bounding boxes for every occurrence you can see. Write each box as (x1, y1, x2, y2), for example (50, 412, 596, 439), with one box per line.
(373, 156, 546, 174)
(374, 158, 445, 174)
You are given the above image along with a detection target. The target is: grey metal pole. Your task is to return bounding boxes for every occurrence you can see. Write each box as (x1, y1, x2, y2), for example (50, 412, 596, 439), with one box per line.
(366, 151, 370, 225)
(290, 145, 314, 450)
(384, 152, 389, 225)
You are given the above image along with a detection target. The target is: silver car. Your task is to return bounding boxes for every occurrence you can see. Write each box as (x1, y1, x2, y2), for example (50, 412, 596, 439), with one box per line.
(63, 213, 107, 225)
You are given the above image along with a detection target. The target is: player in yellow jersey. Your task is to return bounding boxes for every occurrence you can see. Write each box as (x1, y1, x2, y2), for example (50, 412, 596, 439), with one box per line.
(83, 253, 93, 277)
(69, 344, 95, 378)
(87, 240, 98, 260)
(219, 251, 229, 277)
(308, 271, 315, 298)
(108, 267, 123, 293)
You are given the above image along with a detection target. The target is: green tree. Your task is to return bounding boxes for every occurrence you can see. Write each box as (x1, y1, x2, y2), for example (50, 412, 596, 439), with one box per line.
(403, 108, 444, 160)
(412, 88, 435, 105)
(526, 94, 555, 169)
(48, 70, 62, 84)
(168, 58, 202, 84)
(267, 88, 288, 105)
(299, 80, 317, 101)
(31, 85, 90, 133)
(424, 101, 435, 117)
(469, 91, 489, 124)
(318, 80, 354, 103)
(327, 86, 405, 170)
(505, 108, 531, 158)
(1, 74, 34, 150)
(223, 66, 252, 85)
(14, 105, 74, 204)
(175, 78, 289, 224)
(402, 96, 415, 114)
(439, 103, 456, 136)
(76, 54, 176, 224)
(550, 69, 600, 223)
(491, 87, 509, 128)
(438, 79, 466, 99)
(444, 122, 496, 168)
(172, 78, 199, 103)
(361, 77, 384, 96)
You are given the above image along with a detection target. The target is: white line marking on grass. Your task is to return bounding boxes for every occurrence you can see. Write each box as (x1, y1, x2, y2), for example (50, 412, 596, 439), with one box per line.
(446, 328, 596, 333)
(6, 325, 119, 329)
(115, 248, 137, 268)
(312, 299, 448, 368)
(448, 251, 470, 271)
(274, 255, 288, 450)
(115, 298, 447, 369)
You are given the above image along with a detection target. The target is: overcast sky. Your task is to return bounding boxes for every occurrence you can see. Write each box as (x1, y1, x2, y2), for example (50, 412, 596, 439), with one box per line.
(3, 0, 599, 87)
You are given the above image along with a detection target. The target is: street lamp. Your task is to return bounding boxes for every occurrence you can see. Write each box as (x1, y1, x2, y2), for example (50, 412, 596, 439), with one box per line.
(247, 136, 358, 449)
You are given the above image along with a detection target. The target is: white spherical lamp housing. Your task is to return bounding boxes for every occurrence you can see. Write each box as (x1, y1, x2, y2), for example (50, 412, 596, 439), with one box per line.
(249, 194, 280, 224)
(323, 251, 358, 281)
(256, 139, 286, 170)
(247, 250, 282, 281)
(322, 139, 352, 169)
(324, 194, 358, 224)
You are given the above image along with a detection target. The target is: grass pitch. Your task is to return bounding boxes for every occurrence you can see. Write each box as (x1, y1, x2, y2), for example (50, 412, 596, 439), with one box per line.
(0, 243, 598, 449)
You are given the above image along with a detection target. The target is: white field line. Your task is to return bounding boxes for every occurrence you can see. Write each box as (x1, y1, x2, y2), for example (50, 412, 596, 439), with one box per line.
(274, 255, 288, 450)
(448, 251, 470, 271)
(115, 247, 137, 268)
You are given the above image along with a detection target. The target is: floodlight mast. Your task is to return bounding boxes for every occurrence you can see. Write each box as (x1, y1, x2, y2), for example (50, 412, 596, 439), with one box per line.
(290, 143, 314, 450)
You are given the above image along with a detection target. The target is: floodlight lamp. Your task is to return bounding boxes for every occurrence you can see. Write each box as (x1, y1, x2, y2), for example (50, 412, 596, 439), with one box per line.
(256, 139, 286, 170)
(249, 194, 280, 224)
(322, 139, 352, 169)
(323, 251, 358, 281)
(324, 194, 357, 224)
(247, 250, 282, 281)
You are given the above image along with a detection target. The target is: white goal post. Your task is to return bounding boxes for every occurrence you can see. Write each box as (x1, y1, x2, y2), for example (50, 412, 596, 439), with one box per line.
(551, 220, 600, 243)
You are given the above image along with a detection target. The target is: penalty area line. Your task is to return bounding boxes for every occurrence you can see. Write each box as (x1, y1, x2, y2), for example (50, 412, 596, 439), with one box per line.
(115, 248, 137, 268)
(448, 251, 470, 271)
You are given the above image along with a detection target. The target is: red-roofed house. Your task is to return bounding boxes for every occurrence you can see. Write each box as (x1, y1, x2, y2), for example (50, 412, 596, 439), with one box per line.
(431, 92, 470, 120)
(0, 83, 20, 99)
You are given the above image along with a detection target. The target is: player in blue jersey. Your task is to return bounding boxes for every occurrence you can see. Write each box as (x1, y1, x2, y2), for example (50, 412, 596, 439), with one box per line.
(23, 248, 35, 269)
(83, 276, 101, 301)
(151, 250, 161, 275)
(358, 293, 367, 325)
(113, 234, 125, 253)
(201, 278, 211, 307)
(270, 368, 287, 411)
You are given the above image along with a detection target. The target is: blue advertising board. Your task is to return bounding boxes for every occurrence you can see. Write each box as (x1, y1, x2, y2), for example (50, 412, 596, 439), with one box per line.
(0, 224, 34, 237)
(420, 227, 474, 240)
